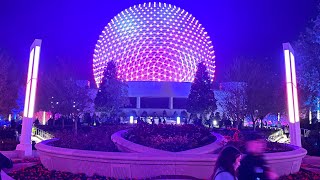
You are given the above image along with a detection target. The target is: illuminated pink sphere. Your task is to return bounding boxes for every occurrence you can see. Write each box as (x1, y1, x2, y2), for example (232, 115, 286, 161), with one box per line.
(93, 2, 215, 86)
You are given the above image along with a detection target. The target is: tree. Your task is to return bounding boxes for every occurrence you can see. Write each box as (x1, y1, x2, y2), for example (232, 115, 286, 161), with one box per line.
(37, 57, 92, 116)
(0, 50, 18, 117)
(11, 86, 25, 117)
(162, 110, 167, 118)
(141, 111, 148, 120)
(223, 57, 285, 130)
(94, 61, 129, 118)
(217, 82, 247, 125)
(54, 79, 90, 115)
(186, 62, 217, 122)
(180, 110, 188, 123)
(293, 9, 320, 113)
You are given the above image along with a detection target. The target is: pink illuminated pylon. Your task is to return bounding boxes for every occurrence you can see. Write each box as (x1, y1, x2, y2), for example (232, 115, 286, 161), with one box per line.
(16, 39, 42, 156)
(283, 42, 301, 147)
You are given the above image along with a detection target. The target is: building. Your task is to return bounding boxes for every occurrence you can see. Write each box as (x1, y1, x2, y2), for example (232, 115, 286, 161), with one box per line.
(92, 2, 216, 116)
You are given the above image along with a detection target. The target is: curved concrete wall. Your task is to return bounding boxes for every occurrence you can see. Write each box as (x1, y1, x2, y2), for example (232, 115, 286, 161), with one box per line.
(36, 139, 216, 179)
(111, 130, 224, 154)
(264, 145, 307, 175)
(36, 139, 306, 179)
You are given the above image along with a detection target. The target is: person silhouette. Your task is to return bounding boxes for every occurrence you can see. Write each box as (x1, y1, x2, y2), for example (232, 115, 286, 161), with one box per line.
(212, 146, 241, 180)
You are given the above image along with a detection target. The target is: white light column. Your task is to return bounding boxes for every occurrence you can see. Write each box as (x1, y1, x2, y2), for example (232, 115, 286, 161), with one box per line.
(283, 43, 301, 147)
(317, 98, 320, 122)
(42, 111, 46, 125)
(309, 109, 312, 124)
(16, 39, 42, 156)
(169, 97, 173, 109)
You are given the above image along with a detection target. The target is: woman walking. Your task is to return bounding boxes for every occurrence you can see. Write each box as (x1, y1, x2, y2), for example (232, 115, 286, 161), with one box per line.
(212, 146, 241, 180)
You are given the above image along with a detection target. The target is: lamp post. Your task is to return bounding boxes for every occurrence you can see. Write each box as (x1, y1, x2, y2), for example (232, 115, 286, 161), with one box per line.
(283, 43, 301, 147)
(16, 39, 42, 156)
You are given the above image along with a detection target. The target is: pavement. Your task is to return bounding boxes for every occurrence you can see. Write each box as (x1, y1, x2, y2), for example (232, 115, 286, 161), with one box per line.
(0, 150, 40, 180)
(301, 155, 320, 174)
(2, 160, 38, 180)
(2, 153, 320, 179)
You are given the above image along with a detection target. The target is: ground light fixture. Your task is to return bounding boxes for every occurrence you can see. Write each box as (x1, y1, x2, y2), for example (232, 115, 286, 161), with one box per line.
(213, 120, 217, 127)
(176, 116, 180, 124)
(130, 116, 134, 124)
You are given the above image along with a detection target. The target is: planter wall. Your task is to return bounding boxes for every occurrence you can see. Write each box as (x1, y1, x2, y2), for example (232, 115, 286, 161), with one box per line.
(36, 139, 216, 179)
(36, 139, 307, 179)
(111, 130, 224, 154)
(265, 145, 307, 176)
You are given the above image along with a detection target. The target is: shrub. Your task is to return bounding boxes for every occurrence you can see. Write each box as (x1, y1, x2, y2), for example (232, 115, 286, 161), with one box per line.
(0, 127, 18, 151)
(302, 130, 320, 156)
(124, 124, 216, 152)
(51, 125, 129, 152)
(0, 139, 18, 151)
(279, 169, 320, 180)
(0, 127, 17, 139)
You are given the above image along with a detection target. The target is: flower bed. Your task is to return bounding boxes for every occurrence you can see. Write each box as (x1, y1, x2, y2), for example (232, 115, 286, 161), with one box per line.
(51, 125, 129, 152)
(12, 157, 40, 164)
(8, 164, 126, 180)
(123, 124, 216, 152)
(214, 128, 293, 153)
(279, 169, 320, 180)
(9, 164, 319, 180)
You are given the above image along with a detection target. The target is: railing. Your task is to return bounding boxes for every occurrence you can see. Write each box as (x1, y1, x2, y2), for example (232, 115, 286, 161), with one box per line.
(32, 126, 54, 140)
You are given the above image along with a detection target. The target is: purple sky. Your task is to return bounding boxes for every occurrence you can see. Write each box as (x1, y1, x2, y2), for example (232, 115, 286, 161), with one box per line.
(0, 0, 318, 82)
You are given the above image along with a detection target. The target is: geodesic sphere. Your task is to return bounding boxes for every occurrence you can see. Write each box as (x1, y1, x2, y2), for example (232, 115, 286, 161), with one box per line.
(93, 2, 215, 86)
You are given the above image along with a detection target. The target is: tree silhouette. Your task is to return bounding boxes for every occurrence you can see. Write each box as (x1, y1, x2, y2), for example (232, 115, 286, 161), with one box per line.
(186, 62, 217, 122)
(0, 50, 18, 117)
(94, 61, 129, 118)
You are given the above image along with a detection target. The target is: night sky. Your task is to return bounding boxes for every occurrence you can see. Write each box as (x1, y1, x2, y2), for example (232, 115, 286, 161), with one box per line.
(0, 0, 318, 83)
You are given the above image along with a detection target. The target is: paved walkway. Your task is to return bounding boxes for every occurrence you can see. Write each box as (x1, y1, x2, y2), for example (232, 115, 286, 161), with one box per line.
(0, 150, 40, 179)
(302, 155, 320, 174)
(2, 160, 38, 180)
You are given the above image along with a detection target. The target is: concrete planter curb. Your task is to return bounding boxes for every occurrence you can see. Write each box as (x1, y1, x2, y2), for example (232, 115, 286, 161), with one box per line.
(111, 129, 224, 154)
(36, 138, 306, 179)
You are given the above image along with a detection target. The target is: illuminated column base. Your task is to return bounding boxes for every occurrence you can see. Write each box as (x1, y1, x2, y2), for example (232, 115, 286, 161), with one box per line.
(289, 122, 301, 147)
(16, 117, 33, 156)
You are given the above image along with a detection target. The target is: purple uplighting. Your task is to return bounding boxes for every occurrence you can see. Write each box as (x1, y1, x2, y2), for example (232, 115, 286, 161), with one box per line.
(93, 2, 215, 86)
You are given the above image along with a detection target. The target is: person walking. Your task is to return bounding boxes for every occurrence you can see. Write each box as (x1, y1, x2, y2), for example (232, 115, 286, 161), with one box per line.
(212, 146, 241, 180)
(238, 133, 278, 180)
